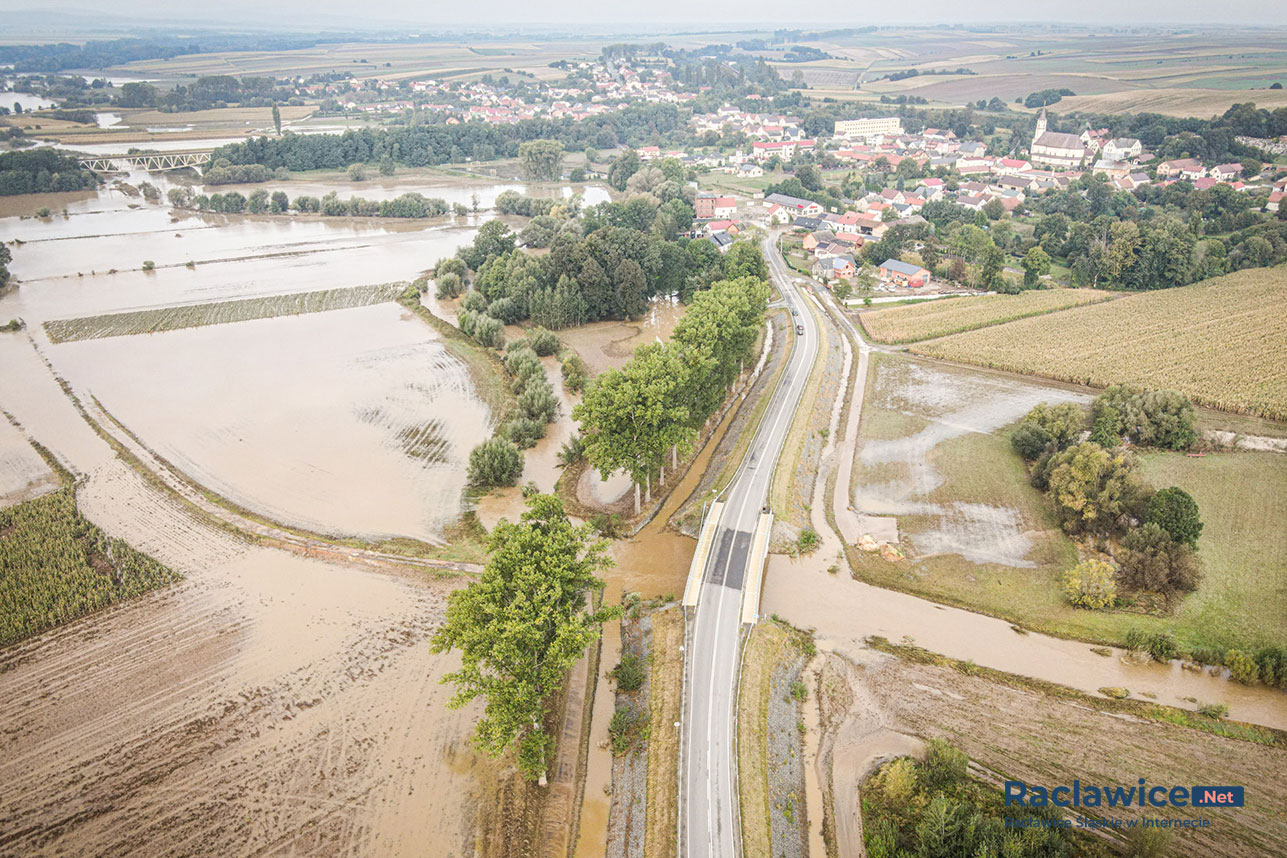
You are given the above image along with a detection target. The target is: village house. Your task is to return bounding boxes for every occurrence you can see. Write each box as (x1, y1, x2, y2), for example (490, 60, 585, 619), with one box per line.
(802, 229, 836, 252)
(1209, 163, 1243, 182)
(705, 219, 740, 236)
(879, 258, 931, 288)
(707, 231, 734, 253)
(765, 203, 792, 224)
(813, 254, 857, 281)
(765, 193, 825, 218)
(1156, 158, 1206, 180)
(737, 162, 764, 178)
(1101, 137, 1143, 161)
(695, 194, 737, 219)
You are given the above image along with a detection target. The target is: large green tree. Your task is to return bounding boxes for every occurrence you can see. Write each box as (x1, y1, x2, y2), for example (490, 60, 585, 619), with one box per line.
(431, 494, 619, 783)
(518, 139, 564, 182)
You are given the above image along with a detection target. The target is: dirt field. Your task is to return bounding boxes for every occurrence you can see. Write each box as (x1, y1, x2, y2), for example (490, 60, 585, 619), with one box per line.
(818, 648, 1287, 858)
(0, 334, 491, 858)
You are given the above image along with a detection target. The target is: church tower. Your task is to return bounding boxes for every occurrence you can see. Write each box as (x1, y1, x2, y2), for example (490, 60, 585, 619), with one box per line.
(1033, 108, 1048, 146)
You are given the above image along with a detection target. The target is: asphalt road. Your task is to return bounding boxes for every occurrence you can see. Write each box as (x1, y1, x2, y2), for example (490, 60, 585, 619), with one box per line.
(680, 230, 821, 858)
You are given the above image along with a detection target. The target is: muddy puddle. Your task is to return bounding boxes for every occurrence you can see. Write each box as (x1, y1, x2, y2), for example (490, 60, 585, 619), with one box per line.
(559, 296, 686, 377)
(0, 414, 59, 507)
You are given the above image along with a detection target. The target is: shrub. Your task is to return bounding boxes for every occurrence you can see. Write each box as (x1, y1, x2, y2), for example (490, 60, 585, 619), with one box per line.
(608, 706, 647, 755)
(467, 437, 522, 488)
(920, 739, 968, 791)
(435, 271, 462, 299)
(473, 315, 505, 349)
(1118, 523, 1201, 597)
(1092, 386, 1197, 451)
(1146, 487, 1203, 548)
(1225, 649, 1260, 684)
(347, 163, 367, 181)
(499, 417, 546, 448)
(519, 382, 559, 424)
(1196, 702, 1229, 719)
(1126, 826, 1172, 858)
(1060, 559, 1117, 609)
(558, 434, 585, 466)
(788, 680, 808, 702)
(1010, 421, 1051, 461)
(1020, 401, 1085, 451)
(487, 296, 523, 325)
(141, 260, 155, 271)
(1143, 631, 1179, 663)
(1255, 646, 1287, 689)
(796, 529, 821, 555)
(611, 654, 646, 692)
(505, 347, 543, 385)
(528, 326, 560, 356)
(459, 290, 489, 313)
(561, 353, 588, 393)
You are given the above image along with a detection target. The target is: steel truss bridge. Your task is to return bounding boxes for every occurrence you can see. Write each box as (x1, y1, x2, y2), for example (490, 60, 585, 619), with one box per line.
(78, 151, 210, 173)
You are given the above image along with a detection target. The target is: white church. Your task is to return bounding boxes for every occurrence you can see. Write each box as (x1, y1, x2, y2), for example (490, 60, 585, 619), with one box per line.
(1029, 109, 1092, 170)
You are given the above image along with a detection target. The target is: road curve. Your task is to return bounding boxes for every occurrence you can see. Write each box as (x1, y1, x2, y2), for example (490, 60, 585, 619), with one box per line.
(680, 229, 821, 858)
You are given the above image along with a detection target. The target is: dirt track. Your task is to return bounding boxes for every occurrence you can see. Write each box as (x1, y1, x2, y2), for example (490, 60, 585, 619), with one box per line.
(0, 335, 486, 857)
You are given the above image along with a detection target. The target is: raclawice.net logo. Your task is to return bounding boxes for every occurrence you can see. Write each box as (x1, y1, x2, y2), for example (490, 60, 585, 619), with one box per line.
(1003, 779, 1244, 832)
(1005, 780, 1244, 809)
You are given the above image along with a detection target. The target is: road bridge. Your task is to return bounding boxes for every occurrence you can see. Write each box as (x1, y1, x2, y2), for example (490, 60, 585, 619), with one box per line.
(679, 229, 821, 858)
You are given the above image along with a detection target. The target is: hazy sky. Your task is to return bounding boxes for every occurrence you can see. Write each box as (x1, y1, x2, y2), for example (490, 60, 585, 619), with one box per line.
(3, 0, 1283, 29)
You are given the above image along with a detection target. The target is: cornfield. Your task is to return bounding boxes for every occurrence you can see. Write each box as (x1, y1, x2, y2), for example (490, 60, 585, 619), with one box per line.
(858, 289, 1114, 344)
(44, 282, 407, 343)
(0, 487, 181, 647)
(912, 267, 1287, 420)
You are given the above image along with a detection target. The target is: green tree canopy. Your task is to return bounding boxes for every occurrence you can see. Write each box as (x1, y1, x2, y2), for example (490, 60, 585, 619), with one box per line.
(431, 494, 620, 781)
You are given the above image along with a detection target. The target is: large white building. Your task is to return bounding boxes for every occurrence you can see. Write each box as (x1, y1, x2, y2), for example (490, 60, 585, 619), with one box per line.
(834, 116, 904, 139)
(1029, 109, 1091, 170)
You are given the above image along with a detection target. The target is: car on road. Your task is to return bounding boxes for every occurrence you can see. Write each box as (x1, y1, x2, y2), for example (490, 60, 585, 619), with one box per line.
(796, 324, 805, 335)
(791, 308, 799, 316)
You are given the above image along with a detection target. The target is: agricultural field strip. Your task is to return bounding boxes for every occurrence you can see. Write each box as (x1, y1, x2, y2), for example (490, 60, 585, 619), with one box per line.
(858, 289, 1114, 344)
(43, 282, 406, 343)
(911, 270, 1287, 420)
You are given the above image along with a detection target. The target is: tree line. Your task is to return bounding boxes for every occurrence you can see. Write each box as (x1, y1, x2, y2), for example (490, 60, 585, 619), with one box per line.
(0, 149, 98, 196)
(574, 272, 769, 512)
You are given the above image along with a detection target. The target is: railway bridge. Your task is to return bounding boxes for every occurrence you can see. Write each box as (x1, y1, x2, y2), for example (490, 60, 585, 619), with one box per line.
(77, 151, 211, 173)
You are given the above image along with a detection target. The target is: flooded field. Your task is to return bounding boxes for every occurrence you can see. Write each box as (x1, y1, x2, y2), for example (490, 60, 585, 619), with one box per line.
(0, 415, 58, 507)
(853, 355, 1089, 567)
(54, 302, 489, 542)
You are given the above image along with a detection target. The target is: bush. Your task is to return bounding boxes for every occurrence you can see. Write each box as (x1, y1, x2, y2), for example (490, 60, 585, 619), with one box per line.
(920, 739, 968, 792)
(561, 353, 588, 393)
(611, 654, 646, 692)
(1092, 386, 1197, 451)
(1255, 646, 1287, 689)
(487, 296, 523, 324)
(1061, 559, 1117, 609)
(467, 437, 522, 488)
(1225, 649, 1260, 684)
(1143, 631, 1179, 662)
(473, 315, 505, 349)
(141, 260, 155, 271)
(608, 706, 647, 755)
(519, 382, 559, 424)
(1118, 523, 1201, 597)
(505, 346, 543, 383)
(1020, 402, 1085, 451)
(435, 271, 462, 299)
(1196, 702, 1229, 719)
(459, 290, 489, 313)
(347, 163, 368, 182)
(499, 417, 546, 448)
(796, 529, 821, 555)
(558, 434, 585, 467)
(1010, 421, 1051, 461)
(527, 326, 560, 356)
(1146, 487, 1203, 548)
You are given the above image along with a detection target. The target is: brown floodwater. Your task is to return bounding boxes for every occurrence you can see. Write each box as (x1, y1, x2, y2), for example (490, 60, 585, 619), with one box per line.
(51, 303, 490, 543)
